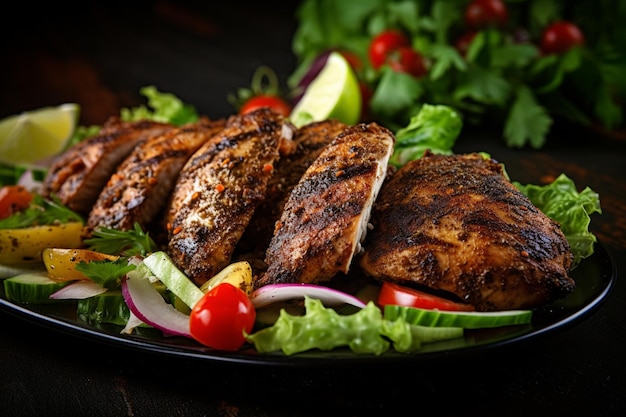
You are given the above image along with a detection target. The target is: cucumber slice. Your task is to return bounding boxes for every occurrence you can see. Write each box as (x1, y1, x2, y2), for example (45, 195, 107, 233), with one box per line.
(77, 291, 131, 326)
(142, 251, 204, 309)
(3, 272, 71, 304)
(384, 305, 533, 329)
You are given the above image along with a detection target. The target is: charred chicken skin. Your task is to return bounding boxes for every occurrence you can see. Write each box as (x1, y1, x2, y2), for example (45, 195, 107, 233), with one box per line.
(358, 152, 575, 311)
(239, 119, 348, 256)
(41, 117, 173, 215)
(257, 122, 395, 288)
(87, 117, 226, 233)
(165, 108, 295, 286)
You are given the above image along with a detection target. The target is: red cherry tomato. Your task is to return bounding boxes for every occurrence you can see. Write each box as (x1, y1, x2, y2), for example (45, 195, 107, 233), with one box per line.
(464, 0, 508, 29)
(189, 283, 256, 351)
(0, 185, 33, 219)
(368, 30, 410, 70)
(540, 21, 585, 55)
(377, 281, 475, 311)
(387, 46, 428, 78)
(239, 95, 291, 117)
(358, 82, 373, 122)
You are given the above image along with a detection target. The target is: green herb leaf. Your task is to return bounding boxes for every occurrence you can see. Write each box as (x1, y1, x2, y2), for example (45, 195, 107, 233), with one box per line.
(0, 194, 83, 229)
(84, 222, 157, 257)
(75, 258, 136, 289)
(504, 85, 553, 148)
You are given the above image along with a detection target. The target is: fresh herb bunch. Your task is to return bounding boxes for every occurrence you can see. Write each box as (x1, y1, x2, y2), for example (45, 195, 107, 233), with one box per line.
(289, 0, 626, 148)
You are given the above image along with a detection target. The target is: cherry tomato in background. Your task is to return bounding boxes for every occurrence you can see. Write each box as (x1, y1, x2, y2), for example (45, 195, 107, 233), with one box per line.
(540, 21, 585, 55)
(189, 283, 256, 351)
(0, 185, 33, 219)
(377, 281, 476, 311)
(239, 94, 292, 117)
(464, 0, 508, 29)
(368, 29, 411, 69)
(387, 46, 428, 78)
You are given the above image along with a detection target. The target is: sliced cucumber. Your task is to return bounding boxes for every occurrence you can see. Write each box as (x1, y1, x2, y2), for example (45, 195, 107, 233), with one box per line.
(3, 272, 71, 304)
(77, 291, 131, 326)
(384, 305, 533, 329)
(142, 251, 204, 309)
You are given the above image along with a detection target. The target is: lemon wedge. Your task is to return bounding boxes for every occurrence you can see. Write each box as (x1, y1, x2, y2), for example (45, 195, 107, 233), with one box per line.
(290, 52, 361, 128)
(0, 103, 79, 165)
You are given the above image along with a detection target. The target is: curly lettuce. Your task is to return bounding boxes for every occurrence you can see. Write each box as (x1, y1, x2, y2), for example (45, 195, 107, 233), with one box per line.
(245, 296, 463, 355)
(514, 174, 601, 268)
(390, 104, 462, 167)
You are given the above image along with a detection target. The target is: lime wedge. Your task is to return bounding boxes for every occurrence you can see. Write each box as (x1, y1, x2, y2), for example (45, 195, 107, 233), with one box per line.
(0, 103, 79, 165)
(290, 52, 361, 128)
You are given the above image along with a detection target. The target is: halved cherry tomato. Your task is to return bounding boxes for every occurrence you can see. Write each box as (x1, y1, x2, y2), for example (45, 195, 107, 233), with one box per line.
(368, 29, 410, 70)
(464, 0, 508, 29)
(189, 282, 256, 351)
(387, 46, 428, 78)
(540, 21, 585, 55)
(239, 95, 292, 117)
(0, 185, 33, 219)
(377, 281, 475, 311)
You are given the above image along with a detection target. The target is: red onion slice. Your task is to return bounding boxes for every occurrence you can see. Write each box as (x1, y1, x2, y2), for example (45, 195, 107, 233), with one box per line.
(121, 267, 191, 338)
(250, 284, 367, 309)
(49, 280, 107, 300)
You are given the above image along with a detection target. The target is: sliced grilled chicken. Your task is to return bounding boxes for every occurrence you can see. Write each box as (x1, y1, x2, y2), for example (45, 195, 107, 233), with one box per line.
(165, 108, 295, 286)
(86, 117, 226, 233)
(257, 122, 395, 288)
(238, 119, 348, 256)
(358, 152, 575, 311)
(41, 117, 173, 215)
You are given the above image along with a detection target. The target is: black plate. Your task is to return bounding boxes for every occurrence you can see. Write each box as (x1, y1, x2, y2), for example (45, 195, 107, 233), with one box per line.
(0, 242, 616, 367)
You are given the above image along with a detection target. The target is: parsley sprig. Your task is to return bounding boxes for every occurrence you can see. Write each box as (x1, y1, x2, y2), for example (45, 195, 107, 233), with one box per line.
(84, 222, 158, 257)
(288, 0, 626, 148)
(0, 194, 83, 229)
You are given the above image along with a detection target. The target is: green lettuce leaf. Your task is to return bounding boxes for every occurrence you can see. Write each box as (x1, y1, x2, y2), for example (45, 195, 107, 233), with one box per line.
(514, 173, 601, 267)
(389, 103, 462, 167)
(245, 296, 463, 355)
(120, 85, 198, 126)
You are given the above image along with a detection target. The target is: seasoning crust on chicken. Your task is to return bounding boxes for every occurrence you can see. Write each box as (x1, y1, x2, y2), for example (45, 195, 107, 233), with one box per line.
(238, 119, 348, 256)
(165, 108, 295, 286)
(359, 152, 575, 311)
(257, 122, 395, 288)
(41, 117, 173, 215)
(86, 117, 227, 233)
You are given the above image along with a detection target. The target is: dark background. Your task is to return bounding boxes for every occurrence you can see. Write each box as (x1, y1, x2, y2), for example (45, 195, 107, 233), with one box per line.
(1, 2, 625, 416)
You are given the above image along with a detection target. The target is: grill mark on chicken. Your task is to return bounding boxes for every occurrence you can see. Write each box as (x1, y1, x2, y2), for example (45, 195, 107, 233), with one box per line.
(359, 152, 574, 311)
(237, 119, 348, 257)
(257, 122, 395, 288)
(165, 108, 295, 286)
(86, 117, 226, 233)
(41, 117, 174, 215)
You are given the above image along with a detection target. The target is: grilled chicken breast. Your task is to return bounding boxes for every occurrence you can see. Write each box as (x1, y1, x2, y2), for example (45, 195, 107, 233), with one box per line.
(257, 122, 395, 288)
(86, 117, 226, 233)
(238, 119, 348, 256)
(359, 152, 575, 311)
(41, 117, 173, 214)
(165, 108, 295, 286)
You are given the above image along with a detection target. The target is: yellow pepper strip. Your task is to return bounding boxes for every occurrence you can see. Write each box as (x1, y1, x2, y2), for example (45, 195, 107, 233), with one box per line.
(0, 222, 83, 264)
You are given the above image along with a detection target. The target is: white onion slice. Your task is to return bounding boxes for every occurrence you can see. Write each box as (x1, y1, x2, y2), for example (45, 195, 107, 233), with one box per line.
(121, 268, 191, 338)
(49, 280, 107, 300)
(121, 310, 145, 335)
(250, 283, 367, 309)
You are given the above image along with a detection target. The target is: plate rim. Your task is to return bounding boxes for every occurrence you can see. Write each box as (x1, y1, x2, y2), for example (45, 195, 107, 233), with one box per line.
(0, 241, 617, 367)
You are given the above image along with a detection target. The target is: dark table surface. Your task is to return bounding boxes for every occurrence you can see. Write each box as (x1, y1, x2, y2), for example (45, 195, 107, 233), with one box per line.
(1, 2, 625, 416)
